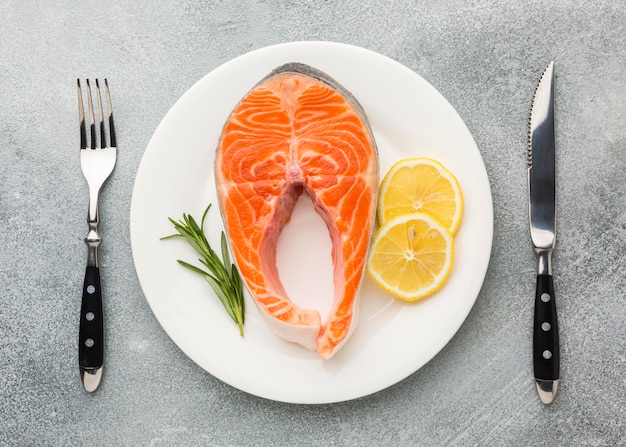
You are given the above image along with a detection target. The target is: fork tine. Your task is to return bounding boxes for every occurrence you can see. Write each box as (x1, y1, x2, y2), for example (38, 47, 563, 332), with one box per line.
(104, 79, 116, 148)
(86, 80, 96, 149)
(95, 79, 107, 148)
(78, 79, 87, 149)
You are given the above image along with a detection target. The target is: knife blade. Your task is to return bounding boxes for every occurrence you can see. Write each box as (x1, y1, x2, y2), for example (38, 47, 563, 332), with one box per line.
(527, 61, 559, 404)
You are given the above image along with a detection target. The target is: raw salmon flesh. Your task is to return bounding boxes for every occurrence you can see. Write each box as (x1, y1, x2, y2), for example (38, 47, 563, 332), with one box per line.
(215, 63, 378, 358)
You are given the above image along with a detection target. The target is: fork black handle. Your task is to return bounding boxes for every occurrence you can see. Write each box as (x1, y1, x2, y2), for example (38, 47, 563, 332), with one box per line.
(79, 266, 104, 389)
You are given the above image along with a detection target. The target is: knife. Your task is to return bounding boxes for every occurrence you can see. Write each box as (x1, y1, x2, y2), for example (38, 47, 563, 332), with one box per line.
(527, 61, 559, 404)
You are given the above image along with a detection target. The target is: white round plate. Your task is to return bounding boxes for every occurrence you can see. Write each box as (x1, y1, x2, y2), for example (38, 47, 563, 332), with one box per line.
(130, 41, 493, 404)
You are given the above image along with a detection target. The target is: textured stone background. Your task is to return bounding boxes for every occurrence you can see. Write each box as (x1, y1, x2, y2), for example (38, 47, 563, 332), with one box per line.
(1, 1, 624, 445)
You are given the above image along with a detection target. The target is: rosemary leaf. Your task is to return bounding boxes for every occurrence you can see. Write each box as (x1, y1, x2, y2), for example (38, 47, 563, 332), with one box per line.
(221, 232, 232, 277)
(162, 204, 245, 336)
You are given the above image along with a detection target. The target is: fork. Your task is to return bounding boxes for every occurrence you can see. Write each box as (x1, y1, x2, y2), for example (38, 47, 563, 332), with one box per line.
(77, 79, 116, 392)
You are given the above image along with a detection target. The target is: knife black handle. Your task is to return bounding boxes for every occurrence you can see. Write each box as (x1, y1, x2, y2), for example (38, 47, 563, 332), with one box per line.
(79, 266, 104, 369)
(533, 274, 559, 380)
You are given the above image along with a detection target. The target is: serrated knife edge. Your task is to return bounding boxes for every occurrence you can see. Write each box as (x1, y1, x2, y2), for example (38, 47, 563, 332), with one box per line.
(527, 61, 555, 169)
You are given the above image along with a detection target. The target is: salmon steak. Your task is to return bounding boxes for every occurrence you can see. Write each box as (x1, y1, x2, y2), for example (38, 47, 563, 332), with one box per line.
(215, 63, 378, 358)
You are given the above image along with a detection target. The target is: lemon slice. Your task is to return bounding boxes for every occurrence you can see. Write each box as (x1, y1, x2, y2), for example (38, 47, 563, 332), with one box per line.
(378, 158, 463, 235)
(366, 212, 454, 301)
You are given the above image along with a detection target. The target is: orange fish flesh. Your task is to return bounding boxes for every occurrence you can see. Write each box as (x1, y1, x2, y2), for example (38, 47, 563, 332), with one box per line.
(215, 63, 378, 358)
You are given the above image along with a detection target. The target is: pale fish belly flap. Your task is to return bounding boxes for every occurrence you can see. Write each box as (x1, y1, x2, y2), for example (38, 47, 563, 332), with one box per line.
(215, 63, 378, 358)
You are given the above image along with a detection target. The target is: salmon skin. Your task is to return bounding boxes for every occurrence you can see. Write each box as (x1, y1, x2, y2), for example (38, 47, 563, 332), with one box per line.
(215, 63, 378, 358)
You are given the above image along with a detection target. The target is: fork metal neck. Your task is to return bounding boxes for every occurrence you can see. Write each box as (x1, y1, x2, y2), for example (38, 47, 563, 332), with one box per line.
(87, 186, 101, 225)
(85, 221, 101, 268)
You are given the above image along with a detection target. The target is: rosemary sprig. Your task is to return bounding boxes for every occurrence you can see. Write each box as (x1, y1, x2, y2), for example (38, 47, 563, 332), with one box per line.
(161, 204, 245, 336)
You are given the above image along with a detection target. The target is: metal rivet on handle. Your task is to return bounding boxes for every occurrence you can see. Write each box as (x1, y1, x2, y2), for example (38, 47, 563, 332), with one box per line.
(541, 293, 550, 302)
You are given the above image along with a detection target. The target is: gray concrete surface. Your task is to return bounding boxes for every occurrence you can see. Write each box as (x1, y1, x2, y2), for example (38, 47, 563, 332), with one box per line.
(1, 1, 624, 446)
